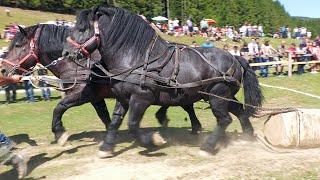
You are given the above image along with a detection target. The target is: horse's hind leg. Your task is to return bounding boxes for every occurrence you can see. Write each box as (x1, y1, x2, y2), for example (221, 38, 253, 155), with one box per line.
(155, 106, 169, 128)
(91, 100, 111, 130)
(200, 84, 233, 154)
(228, 97, 254, 137)
(182, 104, 202, 134)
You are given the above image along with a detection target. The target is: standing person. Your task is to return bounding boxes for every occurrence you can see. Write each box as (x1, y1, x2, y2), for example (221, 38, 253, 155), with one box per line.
(275, 40, 287, 76)
(296, 44, 307, 75)
(38, 67, 51, 101)
(186, 17, 193, 37)
(0, 75, 28, 179)
(5, 83, 17, 104)
(23, 79, 35, 103)
(259, 39, 278, 77)
(248, 38, 259, 70)
(309, 41, 319, 73)
(200, 18, 208, 36)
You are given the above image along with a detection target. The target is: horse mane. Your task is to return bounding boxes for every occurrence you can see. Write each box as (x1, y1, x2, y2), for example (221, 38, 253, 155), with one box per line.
(77, 5, 156, 60)
(9, 24, 69, 61)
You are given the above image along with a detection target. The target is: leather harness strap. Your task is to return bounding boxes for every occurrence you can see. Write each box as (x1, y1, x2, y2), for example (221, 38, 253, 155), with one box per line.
(66, 21, 100, 58)
(140, 33, 158, 87)
(3, 26, 42, 73)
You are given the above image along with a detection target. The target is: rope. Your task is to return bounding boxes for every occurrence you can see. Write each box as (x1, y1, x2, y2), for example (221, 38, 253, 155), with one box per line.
(197, 91, 297, 115)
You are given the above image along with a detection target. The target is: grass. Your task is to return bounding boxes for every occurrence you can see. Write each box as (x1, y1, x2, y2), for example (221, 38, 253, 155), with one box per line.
(0, 6, 320, 179)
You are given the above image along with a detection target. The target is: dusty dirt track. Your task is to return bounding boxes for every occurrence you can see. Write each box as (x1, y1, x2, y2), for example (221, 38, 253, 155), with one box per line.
(3, 124, 320, 180)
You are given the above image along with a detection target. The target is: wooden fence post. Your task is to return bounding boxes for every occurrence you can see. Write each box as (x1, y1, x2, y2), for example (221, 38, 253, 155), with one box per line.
(288, 52, 292, 77)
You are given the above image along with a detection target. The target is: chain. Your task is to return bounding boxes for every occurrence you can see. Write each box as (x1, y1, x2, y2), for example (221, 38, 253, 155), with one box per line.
(22, 57, 64, 76)
(198, 91, 298, 116)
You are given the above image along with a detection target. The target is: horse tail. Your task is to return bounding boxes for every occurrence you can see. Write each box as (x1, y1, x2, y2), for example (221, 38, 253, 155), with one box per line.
(235, 55, 264, 116)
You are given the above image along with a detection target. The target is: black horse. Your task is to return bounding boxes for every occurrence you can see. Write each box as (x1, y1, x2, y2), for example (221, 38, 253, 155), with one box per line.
(63, 6, 263, 157)
(1, 24, 202, 145)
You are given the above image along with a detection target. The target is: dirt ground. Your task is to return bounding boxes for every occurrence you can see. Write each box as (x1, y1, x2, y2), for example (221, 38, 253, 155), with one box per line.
(2, 119, 320, 179)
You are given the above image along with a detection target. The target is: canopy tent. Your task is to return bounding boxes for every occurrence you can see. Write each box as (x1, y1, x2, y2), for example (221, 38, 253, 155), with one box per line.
(151, 16, 168, 21)
(205, 19, 216, 25)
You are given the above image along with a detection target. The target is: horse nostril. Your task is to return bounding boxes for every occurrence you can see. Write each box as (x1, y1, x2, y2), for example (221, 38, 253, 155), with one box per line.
(1, 69, 6, 74)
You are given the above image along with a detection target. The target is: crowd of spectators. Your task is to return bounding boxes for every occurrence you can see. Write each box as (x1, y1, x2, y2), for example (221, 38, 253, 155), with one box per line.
(154, 17, 312, 44)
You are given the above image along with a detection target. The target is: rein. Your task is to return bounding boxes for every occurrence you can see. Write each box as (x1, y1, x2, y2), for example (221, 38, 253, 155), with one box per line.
(66, 21, 100, 57)
(3, 26, 42, 73)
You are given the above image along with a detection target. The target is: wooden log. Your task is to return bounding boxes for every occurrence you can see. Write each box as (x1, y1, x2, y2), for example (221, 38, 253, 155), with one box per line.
(263, 109, 320, 148)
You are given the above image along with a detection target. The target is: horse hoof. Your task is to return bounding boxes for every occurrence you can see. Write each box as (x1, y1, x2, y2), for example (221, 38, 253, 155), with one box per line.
(98, 141, 104, 147)
(58, 131, 70, 146)
(152, 132, 167, 146)
(198, 150, 211, 157)
(98, 150, 114, 158)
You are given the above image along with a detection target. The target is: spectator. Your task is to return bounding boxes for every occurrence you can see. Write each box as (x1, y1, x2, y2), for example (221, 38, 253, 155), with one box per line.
(296, 44, 307, 75)
(259, 39, 278, 77)
(38, 67, 51, 101)
(186, 17, 193, 36)
(200, 18, 208, 36)
(223, 44, 229, 51)
(23, 79, 35, 103)
(275, 40, 287, 76)
(0, 75, 28, 179)
(190, 41, 199, 47)
(173, 18, 180, 30)
(5, 8, 10, 16)
(248, 38, 259, 67)
(201, 39, 214, 48)
(229, 45, 240, 56)
(308, 41, 319, 73)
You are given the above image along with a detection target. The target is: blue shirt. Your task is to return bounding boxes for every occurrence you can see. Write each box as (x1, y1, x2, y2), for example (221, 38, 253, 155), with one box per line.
(201, 43, 214, 48)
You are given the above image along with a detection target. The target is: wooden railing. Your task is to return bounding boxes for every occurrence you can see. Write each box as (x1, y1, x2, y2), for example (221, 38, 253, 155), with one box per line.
(245, 53, 320, 77)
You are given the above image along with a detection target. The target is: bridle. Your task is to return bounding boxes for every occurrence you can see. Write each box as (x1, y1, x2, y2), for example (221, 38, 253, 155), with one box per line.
(66, 21, 100, 58)
(2, 26, 42, 73)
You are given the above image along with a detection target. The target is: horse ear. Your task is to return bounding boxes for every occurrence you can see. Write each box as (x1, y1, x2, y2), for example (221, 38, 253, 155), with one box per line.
(18, 26, 27, 37)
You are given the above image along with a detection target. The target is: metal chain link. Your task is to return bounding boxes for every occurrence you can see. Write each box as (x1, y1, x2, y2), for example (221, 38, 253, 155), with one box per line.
(22, 57, 64, 76)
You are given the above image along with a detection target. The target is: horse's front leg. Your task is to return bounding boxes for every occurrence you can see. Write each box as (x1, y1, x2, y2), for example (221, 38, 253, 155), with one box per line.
(91, 99, 111, 131)
(52, 85, 106, 146)
(99, 100, 128, 158)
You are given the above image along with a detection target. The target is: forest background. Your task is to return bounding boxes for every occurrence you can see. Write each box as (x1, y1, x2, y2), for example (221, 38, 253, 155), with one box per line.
(1, 0, 320, 37)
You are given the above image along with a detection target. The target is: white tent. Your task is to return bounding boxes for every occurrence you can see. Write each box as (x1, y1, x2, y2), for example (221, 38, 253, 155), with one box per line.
(151, 16, 168, 21)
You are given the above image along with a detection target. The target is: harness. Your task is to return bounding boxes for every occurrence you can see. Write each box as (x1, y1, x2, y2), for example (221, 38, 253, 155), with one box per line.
(66, 21, 100, 58)
(66, 21, 242, 90)
(2, 26, 42, 73)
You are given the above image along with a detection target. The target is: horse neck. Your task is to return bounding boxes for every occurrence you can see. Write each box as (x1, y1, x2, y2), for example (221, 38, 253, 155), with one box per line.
(100, 33, 168, 70)
(37, 26, 69, 78)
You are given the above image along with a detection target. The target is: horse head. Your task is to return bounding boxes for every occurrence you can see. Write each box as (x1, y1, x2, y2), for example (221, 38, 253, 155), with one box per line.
(1, 25, 41, 76)
(62, 7, 108, 62)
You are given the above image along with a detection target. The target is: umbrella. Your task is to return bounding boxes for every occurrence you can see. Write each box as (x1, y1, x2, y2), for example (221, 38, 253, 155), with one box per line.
(205, 19, 216, 25)
(151, 16, 168, 21)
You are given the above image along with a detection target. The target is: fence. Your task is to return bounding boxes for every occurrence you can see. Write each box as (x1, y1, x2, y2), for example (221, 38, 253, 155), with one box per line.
(245, 53, 320, 77)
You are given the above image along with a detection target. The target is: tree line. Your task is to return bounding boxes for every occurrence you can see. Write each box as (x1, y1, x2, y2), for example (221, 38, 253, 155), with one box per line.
(1, 0, 320, 36)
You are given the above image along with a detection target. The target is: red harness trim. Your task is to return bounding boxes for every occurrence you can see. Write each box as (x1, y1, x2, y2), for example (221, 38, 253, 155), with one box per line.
(3, 27, 42, 73)
(66, 21, 100, 57)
